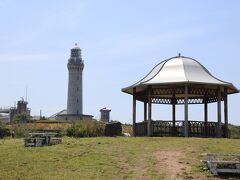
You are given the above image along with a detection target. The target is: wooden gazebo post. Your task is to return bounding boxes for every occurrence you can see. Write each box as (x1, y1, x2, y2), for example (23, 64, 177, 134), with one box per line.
(144, 102, 147, 121)
(132, 88, 136, 136)
(184, 85, 189, 137)
(224, 88, 228, 138)
(172, 94, 176, 136)
(217, 87, 222, 137)
(147, 86, 152, 137)
(204, 95, 208, 136)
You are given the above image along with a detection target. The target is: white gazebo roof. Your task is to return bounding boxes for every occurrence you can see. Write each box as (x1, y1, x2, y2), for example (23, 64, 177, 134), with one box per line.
(122, 55, 239, 94)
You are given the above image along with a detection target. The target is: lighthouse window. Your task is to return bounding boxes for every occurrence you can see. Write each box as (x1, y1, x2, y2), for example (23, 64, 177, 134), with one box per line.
(77, 99, 78, 102)
(77, 87, 79, 91)
(77, 76, 79, 80)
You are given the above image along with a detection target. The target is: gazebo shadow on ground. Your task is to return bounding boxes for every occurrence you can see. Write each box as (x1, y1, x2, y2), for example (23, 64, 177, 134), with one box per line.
(218, 174, 240, 179)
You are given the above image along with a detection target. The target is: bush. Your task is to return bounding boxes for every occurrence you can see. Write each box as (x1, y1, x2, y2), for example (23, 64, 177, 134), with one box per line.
(229, 124, 240, 139)
(14, 113, 30, 123)
(10, 124, 30, 138)
(122, 124, 133, 135)
(0, 122, 11, 138)
(66, 120, 104, 137)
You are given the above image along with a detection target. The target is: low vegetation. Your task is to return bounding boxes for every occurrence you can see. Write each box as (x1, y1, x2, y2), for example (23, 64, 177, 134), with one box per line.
(229, 124, 240, 138)
(14, 113, 30, 123)
(0, 122, 11, 138)
(122, 124, 133, 135)
(66, 120, 105, 137)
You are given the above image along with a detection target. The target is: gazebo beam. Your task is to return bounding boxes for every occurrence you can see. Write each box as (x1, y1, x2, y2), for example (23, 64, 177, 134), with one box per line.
(184, 85, 189, 137)
(132, 88, 136, 136)
(224, 89, 228, 138)
(217, 87, 222, 138)
(147, 86, 152, 137)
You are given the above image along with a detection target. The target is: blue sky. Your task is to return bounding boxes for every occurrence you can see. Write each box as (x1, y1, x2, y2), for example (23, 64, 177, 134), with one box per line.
(0, 0, 239, 125)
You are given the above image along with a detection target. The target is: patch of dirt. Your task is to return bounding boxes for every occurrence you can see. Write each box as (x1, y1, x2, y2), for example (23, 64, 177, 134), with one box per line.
(154, 150, 193, 180)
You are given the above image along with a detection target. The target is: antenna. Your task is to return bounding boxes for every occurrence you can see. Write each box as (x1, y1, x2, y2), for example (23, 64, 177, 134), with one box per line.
(25, 84, 28, 102)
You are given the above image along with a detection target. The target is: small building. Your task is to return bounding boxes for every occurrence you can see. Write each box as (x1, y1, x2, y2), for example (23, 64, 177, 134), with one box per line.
(122, 55, 239, 138)
(0, 98, 30, 122)
(51, 109, 93, 121)
(10, 98, 30, 122)
(100, 107, 111, 123)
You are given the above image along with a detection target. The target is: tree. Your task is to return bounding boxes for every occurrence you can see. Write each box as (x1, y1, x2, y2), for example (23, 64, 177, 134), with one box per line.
(14, 113, 29, 122)
(0, 122, 11, 138)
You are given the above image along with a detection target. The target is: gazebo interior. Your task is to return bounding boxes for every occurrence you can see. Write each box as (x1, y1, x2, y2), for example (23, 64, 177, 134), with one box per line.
(122, 55, 239, 137)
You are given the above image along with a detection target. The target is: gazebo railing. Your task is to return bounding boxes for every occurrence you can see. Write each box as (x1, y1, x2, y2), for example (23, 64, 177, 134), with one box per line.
(135, 120, 225, 137)
(135, 121, 147, 136)
(153, 121, 183, 136)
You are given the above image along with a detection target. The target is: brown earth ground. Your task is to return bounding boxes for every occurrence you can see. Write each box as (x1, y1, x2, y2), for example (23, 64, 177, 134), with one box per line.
(155, 150, 191, 179)
(154, 149, 213, 180)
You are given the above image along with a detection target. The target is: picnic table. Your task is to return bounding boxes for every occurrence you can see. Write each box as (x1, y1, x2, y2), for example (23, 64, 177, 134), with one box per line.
(201, 153, 240, 175)
(24, 132, 62, 147)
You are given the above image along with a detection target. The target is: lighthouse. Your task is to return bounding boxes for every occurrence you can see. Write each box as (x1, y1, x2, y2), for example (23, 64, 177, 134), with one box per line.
(67, 43, 84, 115)
(51, 44, 93, 121)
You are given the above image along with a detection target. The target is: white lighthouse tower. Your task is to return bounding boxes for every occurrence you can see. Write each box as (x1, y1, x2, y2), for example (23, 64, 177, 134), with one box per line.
(67, 43, 84, 115)
(50, 44, 93, 121)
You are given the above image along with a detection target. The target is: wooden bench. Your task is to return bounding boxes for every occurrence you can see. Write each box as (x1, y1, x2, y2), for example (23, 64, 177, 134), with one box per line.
(201, 153, 240, 175)
(24, 132, 62, 147)
(24, 137, 45, 147)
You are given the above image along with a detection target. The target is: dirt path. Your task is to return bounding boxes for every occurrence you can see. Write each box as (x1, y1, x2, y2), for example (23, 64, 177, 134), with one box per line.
(154, 150, 192, 180)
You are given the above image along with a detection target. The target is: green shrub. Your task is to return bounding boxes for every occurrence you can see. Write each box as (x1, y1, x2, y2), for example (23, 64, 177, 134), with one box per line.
(11, 124, 29, 138)
(14, 113, 30, 122)
(66, 120, 104, 137)
(229, 124, 240, 139)
(0, 122, 11, 138)
(122, 124, 133, 135)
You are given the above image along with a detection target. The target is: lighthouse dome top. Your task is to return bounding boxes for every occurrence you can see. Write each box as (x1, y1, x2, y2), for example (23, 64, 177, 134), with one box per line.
(71, 43, 80, 49)
(72, 43, 81, 50)
(122, 55, 239, 95)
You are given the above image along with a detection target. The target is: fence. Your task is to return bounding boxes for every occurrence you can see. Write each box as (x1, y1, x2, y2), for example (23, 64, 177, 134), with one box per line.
(135, 120, 224, 137)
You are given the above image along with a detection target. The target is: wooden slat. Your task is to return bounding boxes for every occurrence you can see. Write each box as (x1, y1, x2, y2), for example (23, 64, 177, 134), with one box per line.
(207, 160, 240, 164)
(204, 153, 240, 157)
(217, 169, 240, 174)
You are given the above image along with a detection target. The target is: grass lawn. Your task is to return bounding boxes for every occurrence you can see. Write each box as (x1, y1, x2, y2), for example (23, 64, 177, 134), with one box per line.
(0, 137, 240, 180)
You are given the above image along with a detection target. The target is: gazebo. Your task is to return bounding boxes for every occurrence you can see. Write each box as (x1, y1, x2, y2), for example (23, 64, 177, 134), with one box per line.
(122, 55, 239, 137)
